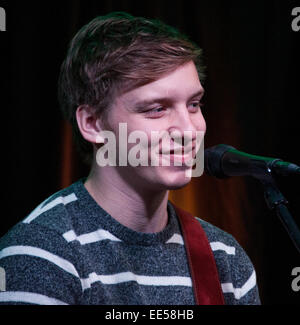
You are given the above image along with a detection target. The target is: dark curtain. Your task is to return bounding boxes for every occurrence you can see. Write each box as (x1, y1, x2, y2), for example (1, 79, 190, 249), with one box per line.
(1, 0, 299, 304)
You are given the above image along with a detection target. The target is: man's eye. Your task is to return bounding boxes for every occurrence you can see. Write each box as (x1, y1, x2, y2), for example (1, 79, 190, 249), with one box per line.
(152, 107, 165, 113)
(144, 107, 166, 117)
(189, 101, 203, 112)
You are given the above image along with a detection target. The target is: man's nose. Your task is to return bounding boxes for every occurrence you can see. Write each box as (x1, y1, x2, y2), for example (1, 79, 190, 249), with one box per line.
(168, 106, 202, 145)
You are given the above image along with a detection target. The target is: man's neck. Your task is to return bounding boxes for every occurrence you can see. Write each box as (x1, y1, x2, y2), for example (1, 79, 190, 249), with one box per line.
(84, 166, 169, 233)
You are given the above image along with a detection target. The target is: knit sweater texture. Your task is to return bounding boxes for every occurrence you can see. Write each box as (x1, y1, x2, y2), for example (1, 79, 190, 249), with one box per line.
(0, 179, 260, 305)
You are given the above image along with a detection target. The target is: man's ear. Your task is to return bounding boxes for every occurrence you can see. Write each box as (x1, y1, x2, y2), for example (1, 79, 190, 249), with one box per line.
(76, 105, 104, 144)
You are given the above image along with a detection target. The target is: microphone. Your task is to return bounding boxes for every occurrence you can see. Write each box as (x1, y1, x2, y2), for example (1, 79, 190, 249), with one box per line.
(204, 144, 300, 179)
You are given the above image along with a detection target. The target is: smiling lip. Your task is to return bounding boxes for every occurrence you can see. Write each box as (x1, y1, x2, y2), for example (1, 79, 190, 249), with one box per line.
(159, 147, 195, 158)
(159, 147, 196, 165)
(159, 146, 195, 156)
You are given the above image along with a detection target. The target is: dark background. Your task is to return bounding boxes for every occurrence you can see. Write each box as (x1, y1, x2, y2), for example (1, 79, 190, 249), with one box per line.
(0, 0, 299, 305)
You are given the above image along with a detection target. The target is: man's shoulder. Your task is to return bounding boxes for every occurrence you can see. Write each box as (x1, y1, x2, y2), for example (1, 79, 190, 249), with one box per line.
(169, 202, 236, 247)
(7, 181, 81, 239)
(195, 217, 237, 246)
(194, 217, 260, 304)
(0, 182, 85, 305)
(193, 216, 254, 275)
(195, 216, 249, 260)
(0, 180, 84, 266)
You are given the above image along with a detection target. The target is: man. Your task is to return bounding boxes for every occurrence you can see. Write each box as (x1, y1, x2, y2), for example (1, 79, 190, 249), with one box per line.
(0, 12, 260, 305)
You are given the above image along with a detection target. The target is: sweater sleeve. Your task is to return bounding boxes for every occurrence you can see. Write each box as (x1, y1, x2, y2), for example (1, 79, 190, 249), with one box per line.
(197, 218, 261, 305)
(0, 222, 83, 305)
(216, 234, 261, 305)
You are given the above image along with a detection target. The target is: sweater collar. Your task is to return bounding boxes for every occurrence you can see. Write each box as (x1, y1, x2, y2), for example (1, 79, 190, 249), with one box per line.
(72, 178, 180, 246)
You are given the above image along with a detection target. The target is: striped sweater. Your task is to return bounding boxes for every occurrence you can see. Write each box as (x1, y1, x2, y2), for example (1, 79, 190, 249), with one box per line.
(0, 179, 260, 305)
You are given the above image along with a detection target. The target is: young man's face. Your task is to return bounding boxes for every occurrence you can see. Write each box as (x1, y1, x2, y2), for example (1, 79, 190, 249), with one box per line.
(101, 61, 206, 191)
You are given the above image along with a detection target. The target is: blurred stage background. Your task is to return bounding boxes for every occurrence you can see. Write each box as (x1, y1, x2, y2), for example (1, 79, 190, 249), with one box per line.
(0, 0, 299, 304)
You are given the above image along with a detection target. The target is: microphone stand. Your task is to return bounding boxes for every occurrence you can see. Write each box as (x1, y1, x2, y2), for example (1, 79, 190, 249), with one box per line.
(255, 172, 300, 254)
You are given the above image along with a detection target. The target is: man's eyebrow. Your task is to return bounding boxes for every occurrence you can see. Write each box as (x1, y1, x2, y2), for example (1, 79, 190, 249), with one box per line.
(188, 89, 205, 99)
(132, 89, 205, 110)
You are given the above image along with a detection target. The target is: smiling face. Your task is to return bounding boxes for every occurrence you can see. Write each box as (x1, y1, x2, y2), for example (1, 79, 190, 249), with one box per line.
(100, 61, 206, 191)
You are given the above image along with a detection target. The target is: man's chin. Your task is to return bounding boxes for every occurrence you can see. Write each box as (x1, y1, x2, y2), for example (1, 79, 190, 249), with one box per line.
(127, 165, 193, 191)
(159, 168, 193, 190)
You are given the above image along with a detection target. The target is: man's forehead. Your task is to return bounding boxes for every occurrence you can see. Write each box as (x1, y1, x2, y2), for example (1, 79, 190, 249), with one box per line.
(116, 61, 203, 105)
(118, 84, 204, 108)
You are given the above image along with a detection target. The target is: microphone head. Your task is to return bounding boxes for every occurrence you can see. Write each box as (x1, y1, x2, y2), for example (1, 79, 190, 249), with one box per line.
(204, 144, 235, 178)
(205, 144, 300, 179)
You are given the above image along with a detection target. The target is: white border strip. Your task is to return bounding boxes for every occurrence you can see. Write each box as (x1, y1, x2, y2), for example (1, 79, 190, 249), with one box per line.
(221, 270, 257, 300)
(166, 233, 184, 245)
(63, 229, 122, 245)
(210, 241, 236, 255)
(81, 271, 192, 290)
(0, 245, 80, 279)
(0, 291, 68, 305)
(23, 193, 78, 224)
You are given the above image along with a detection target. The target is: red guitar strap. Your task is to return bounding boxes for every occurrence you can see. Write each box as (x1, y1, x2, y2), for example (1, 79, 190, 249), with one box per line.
(173, 204, 225, 305)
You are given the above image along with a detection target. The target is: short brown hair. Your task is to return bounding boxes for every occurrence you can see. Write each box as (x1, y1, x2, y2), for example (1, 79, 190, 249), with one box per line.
(58, 11, 205, 165)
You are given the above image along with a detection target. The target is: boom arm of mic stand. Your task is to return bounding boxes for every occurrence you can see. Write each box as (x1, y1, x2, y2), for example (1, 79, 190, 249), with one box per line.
(257, 174, 300, 254)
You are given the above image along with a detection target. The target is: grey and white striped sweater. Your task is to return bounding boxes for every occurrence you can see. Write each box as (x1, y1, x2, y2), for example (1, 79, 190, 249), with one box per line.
(0, 179, 260, 305)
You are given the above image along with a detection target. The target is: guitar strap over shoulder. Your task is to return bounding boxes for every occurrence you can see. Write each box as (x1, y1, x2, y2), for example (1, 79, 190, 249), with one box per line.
(173, 204, 225, 305)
